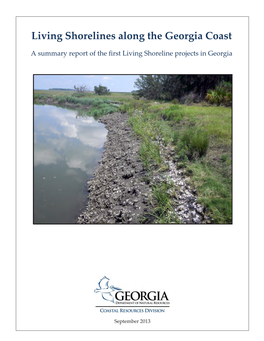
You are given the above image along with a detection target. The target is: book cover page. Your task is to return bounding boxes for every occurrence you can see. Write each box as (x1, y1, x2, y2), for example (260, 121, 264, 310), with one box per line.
(16, 16, 248, 332)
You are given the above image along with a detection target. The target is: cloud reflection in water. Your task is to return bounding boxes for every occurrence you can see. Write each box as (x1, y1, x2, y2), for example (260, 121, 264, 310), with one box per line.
(34, 104, 107, 174)
(34, 104, 108, 223)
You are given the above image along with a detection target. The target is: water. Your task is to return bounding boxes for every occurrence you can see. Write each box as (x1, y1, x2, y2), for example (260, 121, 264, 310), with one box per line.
(34, 104, 107, 223)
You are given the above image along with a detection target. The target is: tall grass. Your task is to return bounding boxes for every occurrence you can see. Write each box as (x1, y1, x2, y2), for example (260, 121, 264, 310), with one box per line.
(186, 161, 232, 223)
(160, 105, 184, 122)
(140, 182, 179, 224)
(126, 99, 232, 224)
(151, 182, 179, 223)
(34, 91, 121, 118)
(177, 127, 210, 159)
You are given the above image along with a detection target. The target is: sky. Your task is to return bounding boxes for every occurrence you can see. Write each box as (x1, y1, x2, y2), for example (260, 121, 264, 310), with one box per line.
(34, 75, 140, 92)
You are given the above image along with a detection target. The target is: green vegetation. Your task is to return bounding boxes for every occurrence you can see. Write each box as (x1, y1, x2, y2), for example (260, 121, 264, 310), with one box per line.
(34, 90, 122, 118)
(34, 76, 232, 224)
(148, 181, 179, 224)
(121, 99, 232, 224)
(205, 81, 232, 106)
(94, 84, 111, 95)
(133, 75, 232, 102)
(185, 161, 232, 224)
(176, 127, 210, 159)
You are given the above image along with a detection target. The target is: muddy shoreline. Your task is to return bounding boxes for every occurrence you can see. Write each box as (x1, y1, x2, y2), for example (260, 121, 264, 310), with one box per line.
(77, 111, 208, 224)
(77, 112, 154, 224)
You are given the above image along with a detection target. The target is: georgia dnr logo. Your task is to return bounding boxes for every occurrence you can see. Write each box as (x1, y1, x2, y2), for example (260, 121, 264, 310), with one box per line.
(94, 276, 170, 304)
(94, 276, 122, 303)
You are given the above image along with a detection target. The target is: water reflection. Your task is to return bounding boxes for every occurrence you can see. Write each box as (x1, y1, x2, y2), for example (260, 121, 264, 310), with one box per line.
(34, 104, 107, 223)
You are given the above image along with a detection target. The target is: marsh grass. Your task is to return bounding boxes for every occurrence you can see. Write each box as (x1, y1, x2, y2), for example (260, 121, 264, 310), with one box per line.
(183, 106, 232, 145)
(160, 105, 184, 122)
(34, 90, 121, 118)
(127, 99, 232, 224)
(178, 128, 210, 159)
(186, 161, 232, 223)
(144, 182, 179, 224)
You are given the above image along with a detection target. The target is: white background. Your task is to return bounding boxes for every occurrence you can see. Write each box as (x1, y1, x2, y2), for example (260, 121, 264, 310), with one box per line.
(1, 1, 263, 340)
(16, 16, 248, 331)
